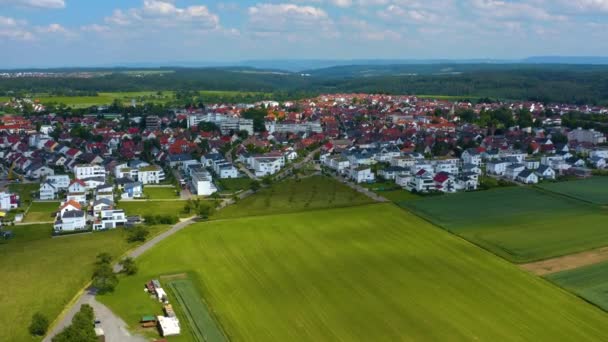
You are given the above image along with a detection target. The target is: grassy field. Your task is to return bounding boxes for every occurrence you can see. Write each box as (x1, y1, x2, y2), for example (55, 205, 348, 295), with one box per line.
(9, 183, 39, 205)
(120, 200, 191, 218)
(216, 176, 374, 219)
(217, 178, 252, 193)
(24, 201, 59, 223)
(143, 186, 179, 200)
(548, 261, 608, 312)
(100, 204, 608, 341)
(403, 187, 608, 263)
(0, 223, 170, 342)
(538, 177, 608, 205)
(167, 278, 227, 342)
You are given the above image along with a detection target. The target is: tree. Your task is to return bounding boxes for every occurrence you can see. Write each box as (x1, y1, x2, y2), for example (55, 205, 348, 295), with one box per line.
(250, 180, 261, 192)
(198, 205, 215, 219)
(52, 304, 97, 342)
(92, 263, 118, 294)
(119, 257, 138, 275)
(127, 226, 149, 242)
(29, 312, 49, 336)
(95, 252, 113, 266)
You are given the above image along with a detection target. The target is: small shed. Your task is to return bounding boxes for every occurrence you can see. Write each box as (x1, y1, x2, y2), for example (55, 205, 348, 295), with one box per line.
(157, 316, 180, 337)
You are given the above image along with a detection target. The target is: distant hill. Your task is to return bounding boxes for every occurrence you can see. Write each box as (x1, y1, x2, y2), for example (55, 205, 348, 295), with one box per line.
(523, 56, 608, 64)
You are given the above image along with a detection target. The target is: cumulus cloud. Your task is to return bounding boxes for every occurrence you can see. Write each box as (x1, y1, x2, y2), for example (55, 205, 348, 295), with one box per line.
(469, 0, 567, 21)
(0, 0, 65, 9)
(104, 0, 220, 30)
(247, 3, 334, 35)
(0, 15, 34, 40)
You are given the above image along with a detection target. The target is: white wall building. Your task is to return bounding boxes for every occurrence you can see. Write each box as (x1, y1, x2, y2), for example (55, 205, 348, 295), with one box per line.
(74, 164, 106, 180)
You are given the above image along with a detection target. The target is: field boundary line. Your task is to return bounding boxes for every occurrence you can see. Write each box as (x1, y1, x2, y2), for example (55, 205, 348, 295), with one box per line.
(533, 185, 599, 206)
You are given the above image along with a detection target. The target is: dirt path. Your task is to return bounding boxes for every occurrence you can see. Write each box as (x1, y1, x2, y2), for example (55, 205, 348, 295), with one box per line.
(521, 247, 608, 276)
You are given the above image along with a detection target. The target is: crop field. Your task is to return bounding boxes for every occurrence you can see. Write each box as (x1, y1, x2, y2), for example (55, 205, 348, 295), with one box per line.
(143, 186, 179, 199)
(167, 278, 227, 342)
(24, 201, 59, 223)
(216, 176, 374, 219)
(101, 204, 608, 341)
(403, 187, 608, 263)
(548, 261, 608, 312)
(119, 200, 193, 218)
(0, 223, 170, 342)
(538, 177, 608, 205)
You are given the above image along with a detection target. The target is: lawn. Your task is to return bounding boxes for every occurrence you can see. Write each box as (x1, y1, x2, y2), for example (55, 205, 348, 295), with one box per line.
(24, 201, 59, 223)
(217, 178, 252, 193)
(538, 177, 608, 205)
(548, 261, 608, 312)
(100, 204, 608, 341)
(120, 200, 192, 218)
(216, 176, 374, 219)
(0, 223, 170, 342)
(9, 182, 40, 205)
(403, 187, 608, 263)
(143, 186, 179, 200)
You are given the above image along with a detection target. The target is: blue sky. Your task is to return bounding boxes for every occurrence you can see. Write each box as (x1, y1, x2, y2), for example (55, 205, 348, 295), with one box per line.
(1, 0, 608, 68)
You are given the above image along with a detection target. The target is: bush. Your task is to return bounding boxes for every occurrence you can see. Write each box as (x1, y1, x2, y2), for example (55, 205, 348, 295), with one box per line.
(29, 312, 49, 336)
(52, 304, 97, 342)
(142, 214, 178, 225)
(127, 226, 150, 243)
(92, 253, 118, 294)
(119, 257, 138, 275)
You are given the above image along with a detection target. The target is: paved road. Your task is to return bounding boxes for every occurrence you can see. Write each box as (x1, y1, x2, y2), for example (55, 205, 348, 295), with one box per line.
(43, 288, 145, 342)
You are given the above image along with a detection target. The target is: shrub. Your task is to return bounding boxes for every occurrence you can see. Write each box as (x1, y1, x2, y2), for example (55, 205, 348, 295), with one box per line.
(127, 226, 150, 243)
(29, 312, 49, 336)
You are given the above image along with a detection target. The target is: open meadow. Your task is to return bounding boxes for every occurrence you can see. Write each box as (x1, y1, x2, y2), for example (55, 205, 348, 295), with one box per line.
(100, 204, 608, 341)
(403, 187, 608, 263)
(215, 176, 374, 219)
(143, 186, 179, 199)
(0, 223, 170, 342)
(548, 260, 608, 312)
(24, 201, 60, 223)
(538, 177, 608, 205)
(120, 200, 192, 218)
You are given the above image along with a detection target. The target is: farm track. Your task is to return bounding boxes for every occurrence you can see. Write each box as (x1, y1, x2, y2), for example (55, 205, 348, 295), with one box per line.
(521, 246, 608, 276)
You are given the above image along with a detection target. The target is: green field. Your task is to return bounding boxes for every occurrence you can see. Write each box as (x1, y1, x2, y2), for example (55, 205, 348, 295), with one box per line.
(403, 187, 608, 263)
(9, 183, 39, 205)
(143, 186, 179, 199)
(167, 279, 227, 342)
(539, 177, 608, 205)
(101, 204, 608, 341)
(216, 176, 374, 219)
(119, 200, 192, 218)
(217, 178, 252, 193)
(24, 201, 59, 223)
(0, 223, 170, 342)
(548, 261, 608, 311)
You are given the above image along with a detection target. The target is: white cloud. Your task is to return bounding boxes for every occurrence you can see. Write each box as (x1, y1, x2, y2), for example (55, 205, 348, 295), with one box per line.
(470, 0, 567, 21)
(0, 15, 34, 40)
(247, 3, 334, 35)
(560, 0, 608, 12)
(378, 4, 439, 23)
(341, 17, 402, 40)
(104, 1, 220, 30)
(0, 0, 65, 9)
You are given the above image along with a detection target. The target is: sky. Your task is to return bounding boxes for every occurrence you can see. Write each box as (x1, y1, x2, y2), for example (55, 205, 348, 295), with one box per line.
(1, 0, 608, 68)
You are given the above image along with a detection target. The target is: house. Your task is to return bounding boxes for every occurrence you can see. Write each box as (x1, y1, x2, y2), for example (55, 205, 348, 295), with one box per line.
(27, 164, 54, 179)
(434, 172, 456, 193)
(517, 170, 539, 184)
(68, 179, 87, 194)
(252, 157, 283, 177)
(524, 159, 541, 170)
(350, 166, 375, 183)
(378, 166, 409, 180)
(456, 175, 479, 191)
(461, 148, 483, 166)
(505, 164, 526, 180)
(58, 200, 82, 217)
(122, 182, 144, 199)
(85, 177, 106, 190)
(462, 163, 482, 175)
(536, 165, 556, 180)
(138, 166, 166, 185)
(54, 210, 86, 232)
(39, 181, 57, 200)
(0, 192, 19, 211)
(191, 170, 217, 196)
(93, 209, 127, 230)
(74, 164, 106, 180)
(46, 175, 70, 190)
(590, 156, 607, 169)
(407, 174, 436, 193)
(91, 198, 114, 215)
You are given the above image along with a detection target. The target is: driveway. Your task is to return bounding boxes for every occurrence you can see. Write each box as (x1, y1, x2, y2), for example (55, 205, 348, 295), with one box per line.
(43, 288, 146, 342)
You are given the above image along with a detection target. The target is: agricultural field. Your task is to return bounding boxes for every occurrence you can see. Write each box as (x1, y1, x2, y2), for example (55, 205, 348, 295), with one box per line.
(143, 186, 179, 199)
(538, 177, 608, 205)
(548, 261, 608, 312)
(403, 187, 608, 263)
(101, 204, 608, 341)
(120, 200, 192, 218)
(0, 223, 170, 342)
(215, 176, 374, 219)
(24, 201, 60, 223)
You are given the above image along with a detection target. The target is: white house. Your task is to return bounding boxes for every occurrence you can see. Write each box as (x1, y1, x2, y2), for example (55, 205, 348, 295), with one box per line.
(378, 166, 409, 180)
(536, 165, 556, 180)
(350, 166, 375, 183)
(517, 170, 539, 184)
(54, 210, 86, 232)
(74, 164, 106, 180)
(407, 174, 436, 193)
(93, 209, 127, 230)
(122, 182, 144, 199)
(68, 179, 87, 194)
(252, 157, 283, 177)
(46, 175, 70, 190)
(138, 166, 166, 184)
(461, 149, 483, 166)
(39, 181, 57, 200)
(505, 164, 526, 180)
(27, 165, 54, 179)
(487, 160, 512, 175)
(191, 170, 217, 196)
(0, 192, 19, 211)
